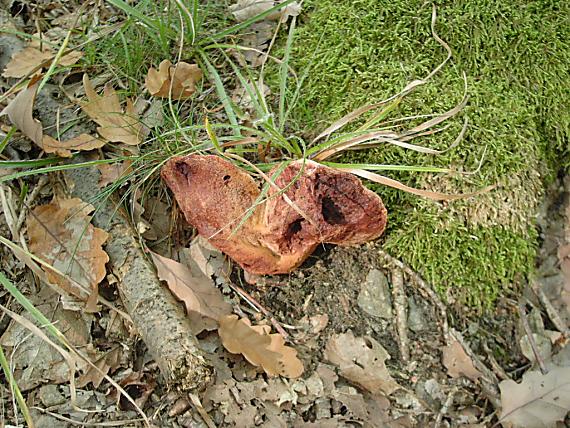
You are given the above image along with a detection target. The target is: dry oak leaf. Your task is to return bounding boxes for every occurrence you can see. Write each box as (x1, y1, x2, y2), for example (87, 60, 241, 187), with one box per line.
(498, 366, 570, 428)
(42, 133, 106, 157)
(442, 337, 482, 382)
(230, 0, 301, 23)
(2, 41, 83, 78)
(27, 197, 109, 311)
(0, 75, 102, 156)
(97, 160, 133, 188)
(145, 60, 202, 100)
(150, 251, 232, 334)
(324, 331, 400, 395)
(81, 74, 142, 145)
(218, 315, 304, 378)
(0, 74, 43, 145)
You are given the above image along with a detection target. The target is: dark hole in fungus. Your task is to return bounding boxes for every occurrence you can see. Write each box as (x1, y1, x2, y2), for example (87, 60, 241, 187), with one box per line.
(223, 175, 231, 182)
(175, 161, 191, 178)
(285, 218, 303, 240)
(321, 197, 346, 225)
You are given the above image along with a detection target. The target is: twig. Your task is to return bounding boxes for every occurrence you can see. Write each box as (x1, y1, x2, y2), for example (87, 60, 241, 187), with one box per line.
(378, 249, 448, 337)
(31, 407, 144, 426)
(189, 393, 216, 428)
(530, 279, 569, 337)
(482, 342, 509, 381)
(391, 268, 410, 363)
(229, 283, 290, 340)
(434, 387, 457, 428)
(517, 302, 548, 374)
(14, 175, 49, 237)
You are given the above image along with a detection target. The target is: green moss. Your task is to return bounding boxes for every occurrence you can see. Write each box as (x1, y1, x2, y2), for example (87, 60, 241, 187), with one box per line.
(383, 209, 537, 309)
(278, 0, 569, 307)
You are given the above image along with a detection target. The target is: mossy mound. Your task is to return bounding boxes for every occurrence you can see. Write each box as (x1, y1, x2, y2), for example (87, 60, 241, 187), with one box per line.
(279, 0, 569, 308)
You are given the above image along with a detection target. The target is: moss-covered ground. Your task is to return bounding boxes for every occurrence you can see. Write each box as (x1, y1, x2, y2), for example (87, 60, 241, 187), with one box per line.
(279, 0, 569, 308)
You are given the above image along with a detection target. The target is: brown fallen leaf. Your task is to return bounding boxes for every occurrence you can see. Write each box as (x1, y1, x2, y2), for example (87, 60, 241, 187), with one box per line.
(498, 366, 570, 428)
(81, 74, 142, 145)
(77, 347, 122, 388)
(442, 337, 482, 382)
(151, 251, 232, 334)
(2, 41, 83, 78)
(218, 315, 304, 378)
(42, 133, 106, 157)
(27, 197, 109, 311)
(229, 0, 301, 23)
(145, 60, 202, 99)
(97, 160, 133, 188)
(324, 331, 400, 395)
(2, 47, 52, 78)
(0, 75, 43, 145)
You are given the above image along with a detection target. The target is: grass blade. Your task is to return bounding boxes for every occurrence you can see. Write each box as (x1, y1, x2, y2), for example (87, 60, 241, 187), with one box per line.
(0, 342, 33, 427)
(278, 16, 296, 130)
(105, 0, 162, 33)
(322, 162, 452, 173)
(199, 51, 240, 133)
(345, 168, 494, 201)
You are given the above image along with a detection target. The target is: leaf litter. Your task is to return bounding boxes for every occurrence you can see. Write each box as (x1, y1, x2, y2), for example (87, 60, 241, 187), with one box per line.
(81, 74, 143, 146)
(151, 251, 232, 334)
(498, 367, 570, 428)
(2, 36, 83, 79)
(1, 1, 569, 427)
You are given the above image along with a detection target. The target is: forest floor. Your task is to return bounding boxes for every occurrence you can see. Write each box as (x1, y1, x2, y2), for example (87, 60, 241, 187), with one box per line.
(0, 1, 569, 427)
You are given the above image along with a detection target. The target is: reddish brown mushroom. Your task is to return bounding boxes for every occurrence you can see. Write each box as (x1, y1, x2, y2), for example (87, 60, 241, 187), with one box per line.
(161, 155, 387, 275)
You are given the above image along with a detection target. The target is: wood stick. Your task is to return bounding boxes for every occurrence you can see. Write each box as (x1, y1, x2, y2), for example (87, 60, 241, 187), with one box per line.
(391, 268, 410, 363)
(378, 249, 448, 337)
(66, 155, 212, 392)
(517, 302, 548, 374)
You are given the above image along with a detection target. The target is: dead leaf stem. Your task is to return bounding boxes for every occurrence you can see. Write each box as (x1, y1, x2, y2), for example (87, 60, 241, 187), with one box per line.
(230, 282, 290, 340)
(517, 302, 548, 374)
(530, 279, 570, 337)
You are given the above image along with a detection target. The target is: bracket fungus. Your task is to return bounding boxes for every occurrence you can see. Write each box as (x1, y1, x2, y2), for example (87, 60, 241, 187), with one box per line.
(161, 155, 387, 275)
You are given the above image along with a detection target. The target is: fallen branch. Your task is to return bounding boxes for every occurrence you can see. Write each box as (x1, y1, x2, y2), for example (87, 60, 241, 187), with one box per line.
(66, 154, 212, 392)
(391, 268, 410, 363)
(378, 249, 448, 337)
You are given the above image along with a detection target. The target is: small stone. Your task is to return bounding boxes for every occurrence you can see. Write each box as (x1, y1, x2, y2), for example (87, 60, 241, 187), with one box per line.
(39, 384, 66, 407)
(357, 269, 392, 319)
(407, 297, 428, 332)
